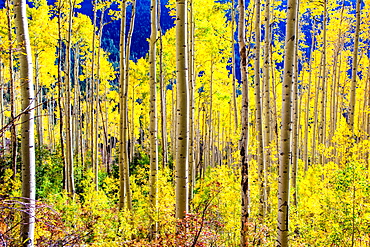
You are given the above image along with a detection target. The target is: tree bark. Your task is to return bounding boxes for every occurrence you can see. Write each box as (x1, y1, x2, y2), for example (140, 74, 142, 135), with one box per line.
(149, 0, 159, 238)
(0, 61, 4, 158)
(6, 0, 17, 178)
(277, 0, 297, 246)
(239, 0, 250, 245)
(231, 0, 238, 130)
(56, 3, 67, 189)
(119, 0, 132, 211)
(188, 0, 195, 202)
(304, 22, 316, 171)
(126, 0, 136, 165)
(14, 0, 36, 244)
(175, 0, 189, 220)
(90, 0, 98, 190)
(262, 0, 271, 214)
(254, 0, 266, 221)
(291, 0, 300, 206)
(158, 0, 168, 168)
(319, 0, 327, 165)
(65, 0, 75, 195)
(348, 0, 361, 132)
(34, 53, 43, 148)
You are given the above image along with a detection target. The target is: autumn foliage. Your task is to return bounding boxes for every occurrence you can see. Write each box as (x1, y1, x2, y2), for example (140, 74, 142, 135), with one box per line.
(1, 0, 370, 246)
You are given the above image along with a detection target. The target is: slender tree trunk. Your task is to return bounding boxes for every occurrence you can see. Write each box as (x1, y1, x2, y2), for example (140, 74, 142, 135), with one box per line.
(126, 0, 136, 165)
(149, 0, 159, 238)
(304, 22, 315, 171)
(239, 0, 250, 244)
(254, 0, 266, 221)
(6, 0, 17, 178)
(94, 8, 107, 191)
(14, 0, 36, 244)
(48, 97, 55, 152)
(231, 0, 238, 130)
(119, 0, 132, 211)
(291, 1, 300, 207)
(364, 66, 370, 137)
(262, 0, 271, 214)
(65, 0, 75, 195)
(158, 0, 168, 168)
(175, 0, 189, 220)
(312, 64, 320, 165)
(271, 51, 279, 154)
(57, 4, 67, 189)
(277, 0, 297, 246)
(130, 84, 135, 167)
(208, 60, 214, 168)
(34, 53, 43, 148)
(188, 0, 195, 202)
(171, 84, 177, 159)
(73, 46, 80, 162)
(319, 0, 327, 165)
(0, 61, 3, 158)
(348, 0, 361, 133)
(329, 1, 345, 145)
(91, 0, 97, 176)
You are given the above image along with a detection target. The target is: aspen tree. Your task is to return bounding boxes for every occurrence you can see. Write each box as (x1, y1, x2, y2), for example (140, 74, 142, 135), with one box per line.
(34, 53, 43, 147)
(270, 49, 279, 155)
(149, 0, 159, 238)
(363, 65, 370, 137)
(277, 0, 297, 246)
(262, 0, 271, 213)
(158, 0, 168, 168)
(231, 0, 238, 130)
(239, 0, 250, 244)
(171, 83, 177, 159)
(254, 0, 267, 220)
(335, 56, 345, 165)
(91, 0, 97, 187)
(208, 60, 214, 168)
(319, 0, 327, 165)
(65, 0, 75, 195)
(348, 0, 361, 132)
(56, 2, 67, 188)
(0, 62, 4, 161)
(312, 64, 320, 164)
(130, 85, 135, 166)
(14, 0, 36, 244)
(6, 0, 17, 178)
(188, 0, 195, 201)
(94, 17, 102, 191)
(73, 48, 80, 162)
(291, 0, 299, 206)
(329, 1, 345, 143)
(125, 0, 136, 165)
(48, 97, 55, 152)
(119, 0, 132, 211)
(304, 25, 315, 171)
(175, 0, 189, 219)
(95, 7, 108, 189)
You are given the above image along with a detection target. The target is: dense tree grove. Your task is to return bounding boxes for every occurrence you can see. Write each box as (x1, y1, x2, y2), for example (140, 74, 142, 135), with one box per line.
(0, 0, 369, 246)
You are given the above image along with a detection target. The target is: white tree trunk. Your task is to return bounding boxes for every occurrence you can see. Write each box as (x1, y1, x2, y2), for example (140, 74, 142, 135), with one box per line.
(175, 0, 189, 219)
(149, 0, 159, 238)
(119, 0, 132, 211)
(277, 0, 297, 246)
(348, 0, 361, 132)
(254, 0, 267, 221)
(65, 0, 75, 195)
(14, 0, 36, 244)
